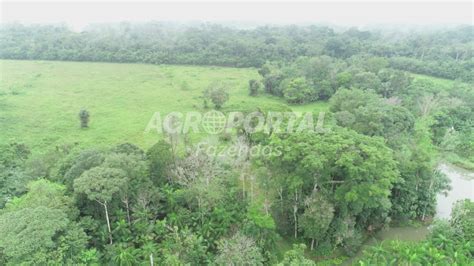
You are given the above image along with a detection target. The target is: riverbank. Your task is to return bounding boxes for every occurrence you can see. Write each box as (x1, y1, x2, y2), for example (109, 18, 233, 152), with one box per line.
(345, 162, 474, 265)
(443, 152, 474, 172)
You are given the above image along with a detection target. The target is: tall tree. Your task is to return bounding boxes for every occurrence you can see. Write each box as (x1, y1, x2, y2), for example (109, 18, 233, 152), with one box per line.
(74, 167, 127, 244)
(299, 193, 335, 250)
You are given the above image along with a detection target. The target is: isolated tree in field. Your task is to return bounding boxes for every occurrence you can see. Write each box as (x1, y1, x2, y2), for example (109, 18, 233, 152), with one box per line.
(248, 79, 262, 96)
(79, 109, 90, 128)
(203, 84, 229, 109)
(73, 167, 127, 244)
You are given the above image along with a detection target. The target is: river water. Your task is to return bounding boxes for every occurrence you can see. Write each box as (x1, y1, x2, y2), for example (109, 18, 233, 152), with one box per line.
(435, 163, 474, 219)
(345, 163, 473, 264)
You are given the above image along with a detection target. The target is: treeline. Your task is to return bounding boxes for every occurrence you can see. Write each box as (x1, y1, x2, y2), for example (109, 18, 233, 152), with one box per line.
(1, 23, 472, 81)
(254, 52, 474, 166)
(257, 55, 412, 103)
(390, 56, 473, 82)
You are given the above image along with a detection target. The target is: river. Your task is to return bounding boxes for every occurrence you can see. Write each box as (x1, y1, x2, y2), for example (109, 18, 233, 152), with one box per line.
(435, 163, 474, 219)
(345, 163, 474, 265)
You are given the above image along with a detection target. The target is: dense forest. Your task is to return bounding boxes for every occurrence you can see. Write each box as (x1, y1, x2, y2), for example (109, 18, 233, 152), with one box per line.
(1, 23, 473, 81)
(0, 22, 473, 265)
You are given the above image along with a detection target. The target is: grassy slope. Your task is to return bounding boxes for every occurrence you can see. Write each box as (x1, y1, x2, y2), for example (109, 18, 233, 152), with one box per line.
(0, 60, 327, 152)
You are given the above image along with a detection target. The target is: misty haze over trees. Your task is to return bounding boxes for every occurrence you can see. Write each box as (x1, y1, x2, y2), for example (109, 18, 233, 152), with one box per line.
(1, 23, 472, 81)
(0, 18, 473, 265)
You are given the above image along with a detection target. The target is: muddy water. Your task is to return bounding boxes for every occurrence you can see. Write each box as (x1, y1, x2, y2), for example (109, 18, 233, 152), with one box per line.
(345, 163, 473, 264)
(435, 163, 474, 219)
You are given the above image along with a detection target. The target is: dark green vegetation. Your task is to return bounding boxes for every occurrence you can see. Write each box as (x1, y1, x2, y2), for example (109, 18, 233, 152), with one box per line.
(0, 23, 473, 265)
(79, 109, 90, 128)
(1, 23, 472, 82)
(359, 199, 473, 264)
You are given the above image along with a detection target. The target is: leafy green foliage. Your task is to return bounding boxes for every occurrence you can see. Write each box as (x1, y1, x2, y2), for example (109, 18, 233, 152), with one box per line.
(146, 140, 173, 185)
(160, 226, 209, 265)
(264, 127, 399, 253)
(0, 180, 88, 265)
(390, 119, 450, 220)
(203, 83, 230, 109)
(74, 167, 127, 204)
(330, 88, 414, 143)
(215, 232, 264, 265)
(299, 193, 334, 250)
(0, 142, 34, 208)
(249, 79, 263, 96)
(450, 199, 474, 241)
(63, 149, 105, 190)
(277, 244, 315, 266)
(283, 77, 314, 104)
(1, 24, 471, 83)
(0, 22, 472, 266)
(0, 207, 70, 263)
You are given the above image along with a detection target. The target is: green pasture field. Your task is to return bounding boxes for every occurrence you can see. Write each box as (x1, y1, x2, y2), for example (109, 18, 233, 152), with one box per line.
(0, 60, 328, 152)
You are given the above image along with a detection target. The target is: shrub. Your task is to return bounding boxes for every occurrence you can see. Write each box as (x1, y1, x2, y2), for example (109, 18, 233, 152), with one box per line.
(203, 84, 229, 109)
(78, 109, 90, 128)
(248, 79, 262, 96)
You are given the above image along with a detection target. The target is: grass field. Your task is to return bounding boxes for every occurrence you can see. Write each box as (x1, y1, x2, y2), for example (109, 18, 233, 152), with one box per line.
(0, 60, 328, 152)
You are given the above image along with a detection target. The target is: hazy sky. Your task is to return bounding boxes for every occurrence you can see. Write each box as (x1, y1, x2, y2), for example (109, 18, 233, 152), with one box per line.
(1, 1, 472, 30)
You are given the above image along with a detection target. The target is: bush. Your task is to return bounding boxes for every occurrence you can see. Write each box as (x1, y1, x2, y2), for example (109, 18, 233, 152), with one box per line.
(248, 79, 262, 96)
(78, 109, 90, 128)
(203, 84, 229, 109)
